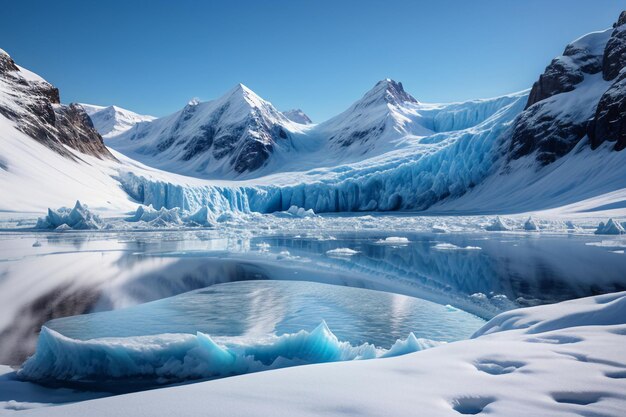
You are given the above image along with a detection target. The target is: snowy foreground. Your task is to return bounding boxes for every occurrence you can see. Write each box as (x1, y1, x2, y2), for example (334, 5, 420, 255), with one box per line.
(2, 291, 625, 416)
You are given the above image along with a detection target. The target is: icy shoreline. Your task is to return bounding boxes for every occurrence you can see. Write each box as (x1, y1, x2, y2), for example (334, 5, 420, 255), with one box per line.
(4, 291, 625, 416)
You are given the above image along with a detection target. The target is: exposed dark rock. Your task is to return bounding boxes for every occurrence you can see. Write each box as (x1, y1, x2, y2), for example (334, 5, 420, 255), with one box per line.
(525, 34, 604, 109)
(508, 105, 589, 165)
(0, 49, 114, 160)
(233, 139, 272, 173)
(0, 50, 19, 73)
(181, 125, 215, 160)
(509, 11, 626, 165)
(588, 71, 626, 151)
(602, 11, 626, 81)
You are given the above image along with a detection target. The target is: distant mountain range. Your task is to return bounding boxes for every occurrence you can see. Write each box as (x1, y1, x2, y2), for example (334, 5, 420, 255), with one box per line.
(79, 103, 155, 139)
(0, 11, 624, 214)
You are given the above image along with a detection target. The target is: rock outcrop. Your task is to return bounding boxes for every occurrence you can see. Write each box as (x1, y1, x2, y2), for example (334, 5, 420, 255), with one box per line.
(507, 11, 626, 165)
(0, 49, 113, 160)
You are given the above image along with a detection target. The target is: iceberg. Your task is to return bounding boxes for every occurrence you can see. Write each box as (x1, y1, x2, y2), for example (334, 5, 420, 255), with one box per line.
(19, 322, 436, 385)
(125, 205, 216, 228)
(524, 216, 539, 231)
(35, 201, 105, 230)
(594, 219, 625, 235)
(485, 216, 510, 231)
(286, 205, 316, 218)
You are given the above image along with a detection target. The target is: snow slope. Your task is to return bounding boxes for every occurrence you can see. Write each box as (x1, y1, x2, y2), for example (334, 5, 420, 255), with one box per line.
(79, 103, 155, 139)
(0, 116, 135, 213)
(11, 291, 626, 416)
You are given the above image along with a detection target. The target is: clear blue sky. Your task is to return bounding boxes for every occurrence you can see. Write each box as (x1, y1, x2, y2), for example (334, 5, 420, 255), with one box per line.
(1, 1, 622, 121)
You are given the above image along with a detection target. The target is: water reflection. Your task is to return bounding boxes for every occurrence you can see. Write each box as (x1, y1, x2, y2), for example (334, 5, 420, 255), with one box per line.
(0, 230, 625, 364)
(47, 281, 485, 348)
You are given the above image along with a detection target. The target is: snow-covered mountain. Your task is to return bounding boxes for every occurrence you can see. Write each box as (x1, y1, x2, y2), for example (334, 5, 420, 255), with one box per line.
(1, 11, 625, 216)
(0, 48, 112, 161)
(507, 11, 626, 165)
(108, 84, 307, 176)
(110, 78, 522, 179)
(437, 11, 626, 213)
(281, 109, 312, 125)
(317, 79, 425, 150)
(79, 103, 155, 139)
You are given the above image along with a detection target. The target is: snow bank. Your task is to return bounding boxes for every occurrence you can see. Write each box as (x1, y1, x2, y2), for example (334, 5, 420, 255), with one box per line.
(474, 291, 626, 336)
(594, 218, 625, 235)
(19, 322, 437, 384)
(35, 201, 105, 230)
(17, 291, 626, 417)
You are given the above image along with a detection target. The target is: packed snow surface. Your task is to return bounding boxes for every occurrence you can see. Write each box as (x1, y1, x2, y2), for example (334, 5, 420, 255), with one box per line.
(11, 291, 626, 417)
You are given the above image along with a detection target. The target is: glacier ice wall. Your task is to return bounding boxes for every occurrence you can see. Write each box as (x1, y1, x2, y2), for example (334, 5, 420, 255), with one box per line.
(116, 92, 526, 214)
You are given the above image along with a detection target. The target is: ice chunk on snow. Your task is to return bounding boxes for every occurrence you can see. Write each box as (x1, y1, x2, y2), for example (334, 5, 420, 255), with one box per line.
(381, 333, 443, 358)
(35, 201, 105, 230)
(524, 216, 539, 231)
(485, 216, 510, 231)
(431, 225, 449, 234)
(326, 248, 359, 256)
(31, 240, 42, 247)
(433, 243, 481, 251)
(594, 219, 625, 235)
(286, 205, 316, 218)
(184, 206, 216, 227)
(375, 237, 410, 245)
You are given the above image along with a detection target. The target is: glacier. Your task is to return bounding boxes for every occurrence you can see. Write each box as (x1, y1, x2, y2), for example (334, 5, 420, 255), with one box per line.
(111, 90, 527, 215)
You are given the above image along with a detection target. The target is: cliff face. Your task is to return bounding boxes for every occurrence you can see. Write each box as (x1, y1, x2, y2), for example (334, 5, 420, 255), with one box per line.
(507, 11, 626, 165)
(0, 49, 114, 160)
(589, 11, 626, 151)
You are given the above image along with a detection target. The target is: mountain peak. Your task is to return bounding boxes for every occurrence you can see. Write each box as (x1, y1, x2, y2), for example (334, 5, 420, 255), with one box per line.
(219, 83, 267, 109)
(359, 79, 418, 107)
(282, 108, 312, 124)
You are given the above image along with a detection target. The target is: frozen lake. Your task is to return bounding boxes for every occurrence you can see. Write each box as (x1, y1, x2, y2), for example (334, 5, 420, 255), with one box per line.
(1, 224, 626, 368)
(46, 280, 484, 347)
